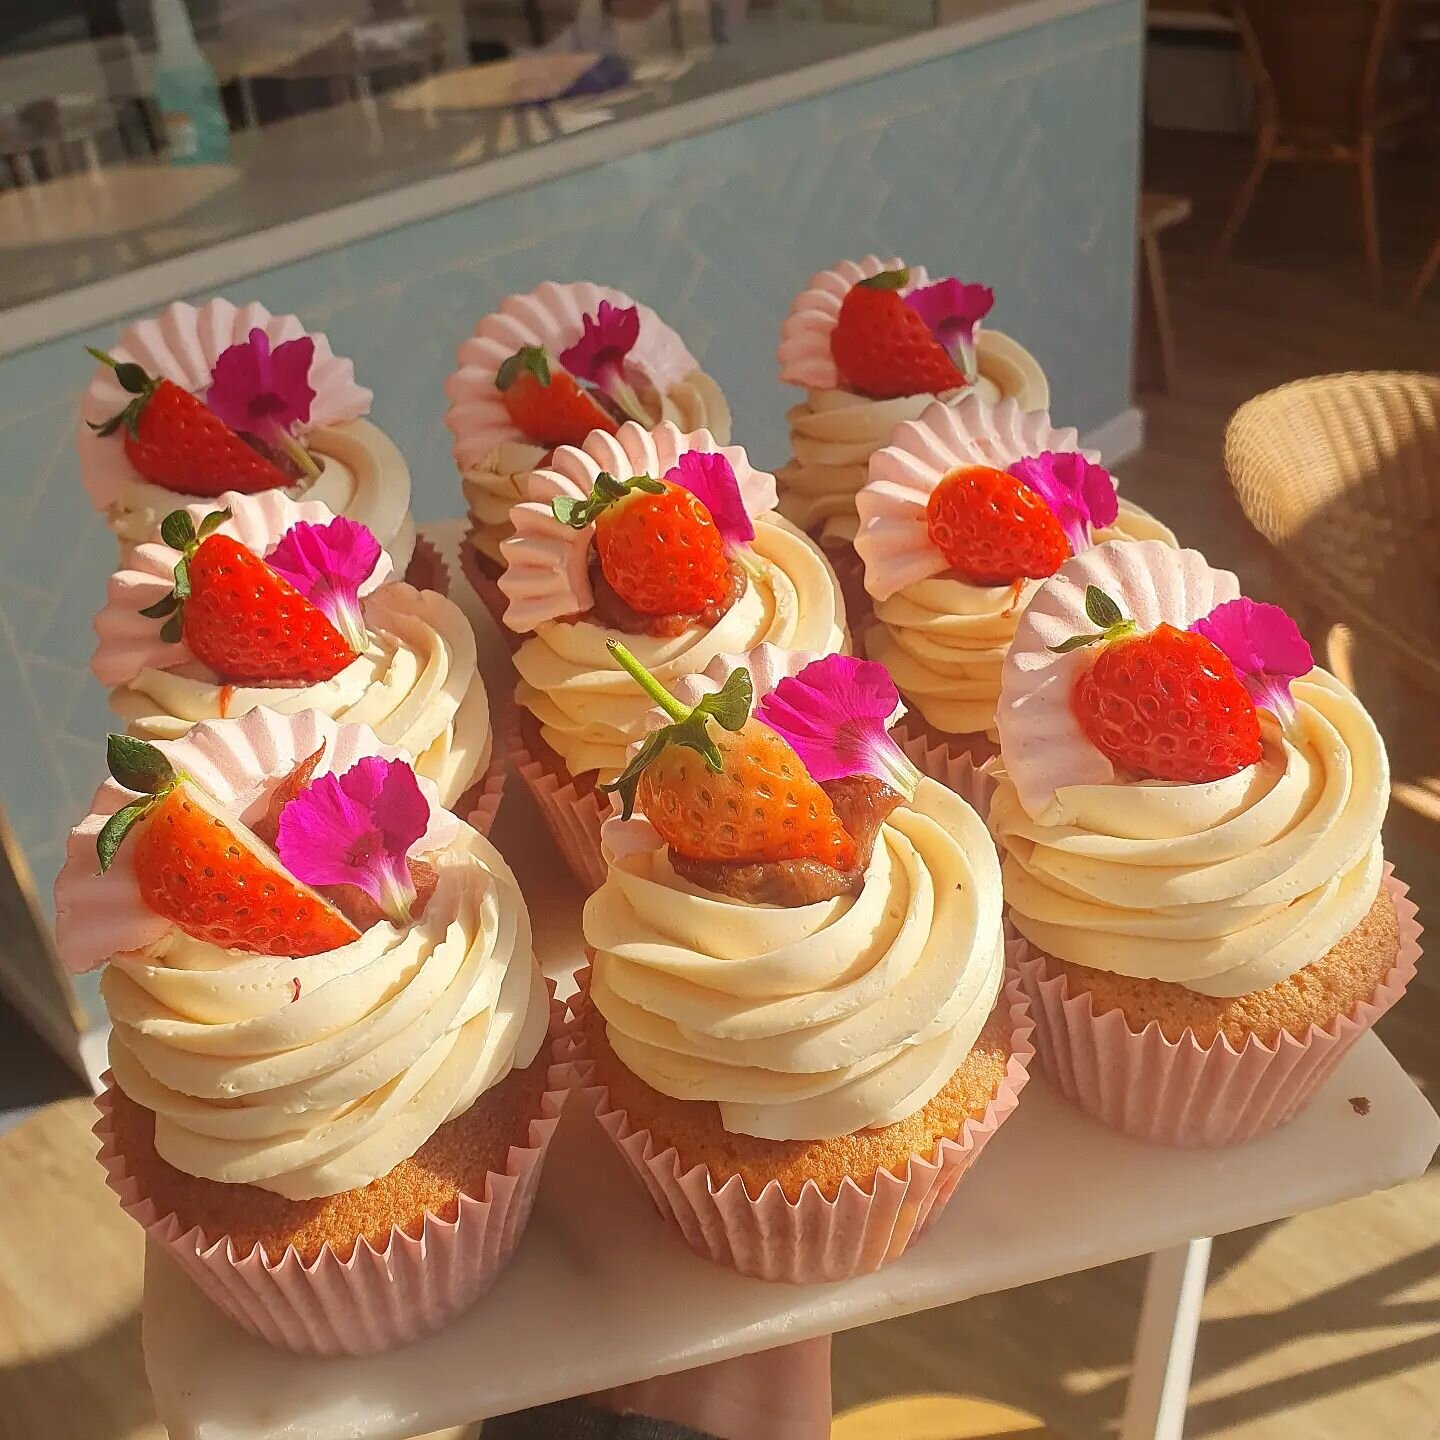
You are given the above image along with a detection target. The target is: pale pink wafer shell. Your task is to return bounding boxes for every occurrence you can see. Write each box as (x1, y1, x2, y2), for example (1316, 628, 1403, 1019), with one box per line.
(891, 713, 999, 822)
(403, 532, 451, 596)
(1011, 866, 1420, 1148)
(563, 963, 1034, 1283)
(462, 523, 523, 655)
(93, 998, 571, 1356)
(503, 703, 608, 893)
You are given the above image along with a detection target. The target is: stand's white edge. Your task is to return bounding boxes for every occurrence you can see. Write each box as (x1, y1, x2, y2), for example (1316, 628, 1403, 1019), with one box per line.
(0, 0, 1127, 357)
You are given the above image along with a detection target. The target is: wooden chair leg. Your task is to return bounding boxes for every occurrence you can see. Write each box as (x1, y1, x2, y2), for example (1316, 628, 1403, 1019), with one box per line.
(1212, 141, 1271, 266)
(1140, 228, 1178, 392)
(1408, 232, 1440, 305)
(1358, 139, 1383, 299)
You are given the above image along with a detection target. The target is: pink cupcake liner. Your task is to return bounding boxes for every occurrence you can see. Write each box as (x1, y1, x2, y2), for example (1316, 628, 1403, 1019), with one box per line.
(503, 703, 609, 893)
(563, 961, 1034, 1283)
(403, 532, 451, 596)
(93, 997, 572, 1356)
(891, 713, 999, 822)
(457, 738, 508, 835)
(462, 523, 523, 655)
(1010, 866, 1421, 1148)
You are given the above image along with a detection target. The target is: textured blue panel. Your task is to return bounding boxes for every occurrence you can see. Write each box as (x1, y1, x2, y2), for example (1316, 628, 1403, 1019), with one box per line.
(0, 0, 1142, 1023)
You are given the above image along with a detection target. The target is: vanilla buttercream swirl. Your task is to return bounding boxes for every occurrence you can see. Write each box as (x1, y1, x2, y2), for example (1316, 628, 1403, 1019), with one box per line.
(991, 670, 1389, 996)
(100, 420, 416, 573)
(112, 583, 492, 807)
(513, 514, 845, 781)
(103, 824, 548, 1199)
(585, 778, 1004, 1140)
(866, 502, 1178, 740)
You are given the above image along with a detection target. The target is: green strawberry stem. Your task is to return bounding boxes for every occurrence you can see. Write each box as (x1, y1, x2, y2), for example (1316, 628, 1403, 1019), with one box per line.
(602, 641, 754, 818)
(1049, 585, 1140, 654)
(608, 641, 688, 722)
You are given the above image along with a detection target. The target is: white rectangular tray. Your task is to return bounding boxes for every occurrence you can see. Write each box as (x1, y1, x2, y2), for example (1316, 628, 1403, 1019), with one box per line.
(140, 527, 1440, 1439)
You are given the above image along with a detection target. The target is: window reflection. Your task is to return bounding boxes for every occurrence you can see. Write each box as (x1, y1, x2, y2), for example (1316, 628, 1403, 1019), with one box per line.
(0, 1, 934, 311)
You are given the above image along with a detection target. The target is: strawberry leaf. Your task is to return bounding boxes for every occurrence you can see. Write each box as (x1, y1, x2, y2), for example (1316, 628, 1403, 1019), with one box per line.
(96, 797, 155, 873)
(1048, 632, 1104, 654)
(692, 668, 753, 732)
(858, 268, 909, 292)
(496, 344, 551, 392)
(551, 471, 665, 530)
(139, 593, 179, 619)
(172, 555, 191, 601)
(1084, 585, 1124, 629)
(106, 733, 175, 794)
(161, 510, 197, 551)
(160, 612, 184, 644)
(86, 346, 150, 395)
(196, 507, 231, 541)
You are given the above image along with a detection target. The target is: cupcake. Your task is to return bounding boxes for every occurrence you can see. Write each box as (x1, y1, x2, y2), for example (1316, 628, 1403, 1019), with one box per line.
(54, 708, 564, 1354)
(445, 281, 730, 616)
(77, 299, 417, 575)
(990, 540, 1417, 1146)
(498, 421, 846, 889)
(91, 491, 500, 825)
(776, 256, 1048, 555)
(855, 395, 1176, 791)
(568, 643, 1032, 1281)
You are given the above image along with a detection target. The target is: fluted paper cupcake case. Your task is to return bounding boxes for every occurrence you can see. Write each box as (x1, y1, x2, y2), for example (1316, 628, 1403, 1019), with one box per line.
(458, 741, 508, 835)
(562, 961, 1034, 1283)
(1011, 866, 1421, 1148)
(402, 532, 451, 596)
(503, 703, 609, 893)
(462, 523, 524, 655)
(890, 713, 999, 824)
(92, 996, 571, 1357)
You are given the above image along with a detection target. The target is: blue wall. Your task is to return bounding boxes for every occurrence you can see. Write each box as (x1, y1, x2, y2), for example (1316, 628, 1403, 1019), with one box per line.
(0, 0, 1142, 1014)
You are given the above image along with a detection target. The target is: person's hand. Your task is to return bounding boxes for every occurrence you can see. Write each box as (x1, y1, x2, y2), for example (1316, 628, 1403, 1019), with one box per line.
(589, 1334, 832, 1440)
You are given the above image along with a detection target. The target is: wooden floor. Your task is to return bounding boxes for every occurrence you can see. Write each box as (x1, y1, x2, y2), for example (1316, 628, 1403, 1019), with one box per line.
(2, 127, 1438, 1439)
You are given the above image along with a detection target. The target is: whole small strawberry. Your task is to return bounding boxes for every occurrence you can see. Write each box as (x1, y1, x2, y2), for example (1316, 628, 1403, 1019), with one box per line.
(602, 643, 858, 871)
(830, 269, 967, 400)
(927, 465, 1070, 586)
(87, 348, 293, 496)
(554, 471, 734, 617)
(1054, 586, 1263, 783)
(145, 508, 360, 683)
(96, 734, 360, 956)
(497, 345, 617, 448)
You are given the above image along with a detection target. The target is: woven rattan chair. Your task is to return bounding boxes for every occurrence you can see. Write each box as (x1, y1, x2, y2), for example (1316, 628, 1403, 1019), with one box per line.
(1224, 371, 1440, 834)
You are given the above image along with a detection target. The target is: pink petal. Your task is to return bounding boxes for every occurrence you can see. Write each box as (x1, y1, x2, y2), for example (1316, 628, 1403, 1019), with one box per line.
(205, 327, 316, 435)
(1192, 597, 1313, 721)
(559, 301, 641, 387)
(337, 755, 429, 854)
(266, 517, 381, 650)
(756, 654, 919, 794)
(267, 335, 317, 426)
(904, 278, 995, 352)
(1007, 451, 1118, 554)
(665, 452, 754, 550)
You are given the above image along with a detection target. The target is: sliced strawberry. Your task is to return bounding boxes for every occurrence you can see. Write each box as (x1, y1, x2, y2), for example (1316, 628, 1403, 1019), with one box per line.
(497, 344, 617, 447)
(183, 535, 357, 683)
(926, 465, 1070, 585)
(830, 270, 966, 400)
(87, 348, 291, 496)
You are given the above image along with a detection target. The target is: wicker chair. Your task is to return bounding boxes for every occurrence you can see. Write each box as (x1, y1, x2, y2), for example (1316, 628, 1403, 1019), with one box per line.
(1224, 372, 1440, 834)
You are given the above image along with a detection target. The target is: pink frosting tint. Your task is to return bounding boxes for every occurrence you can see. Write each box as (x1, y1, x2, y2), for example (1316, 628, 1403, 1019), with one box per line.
(77, 300, 372, 513)
(856, 396, 1102, 601)
(444, 281, 702, 474)
(995, 540, 1242, 822)
(498, 422, 778, 632)
(92, 490, 394, 688)
(53, 708, 458, 974)
(777, 256, 931, 391)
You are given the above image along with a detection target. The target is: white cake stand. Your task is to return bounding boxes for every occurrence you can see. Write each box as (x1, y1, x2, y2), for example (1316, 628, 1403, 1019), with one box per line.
(139, 525, 1440, 1440)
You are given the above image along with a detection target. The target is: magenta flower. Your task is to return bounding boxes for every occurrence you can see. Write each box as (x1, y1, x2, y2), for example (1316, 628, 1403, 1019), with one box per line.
(1192, 597, 1313, 724)
(276, 756, 430, 925)
(559, 301, 652, 425)
(665, 451, 754, 552)
(265, 517, 381, 654)
(904, 279, 995, 382)
(756, 654, 921, 797)
(206, 328, 320, 478)
(1007, 451, 1119, 555)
